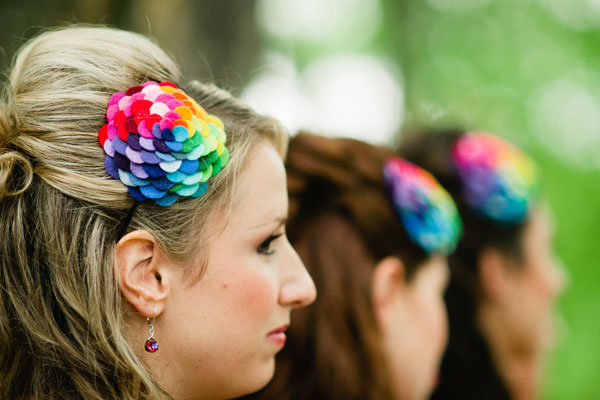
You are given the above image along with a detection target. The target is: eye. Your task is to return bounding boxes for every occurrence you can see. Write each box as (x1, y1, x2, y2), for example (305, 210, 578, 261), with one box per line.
(257, 233, 284, 255)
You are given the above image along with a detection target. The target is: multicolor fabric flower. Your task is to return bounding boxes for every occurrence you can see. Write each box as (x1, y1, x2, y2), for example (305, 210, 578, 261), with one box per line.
(98, 81, 229, 206)
(384, 157, 462, 254)
(451, 132, 539, 224)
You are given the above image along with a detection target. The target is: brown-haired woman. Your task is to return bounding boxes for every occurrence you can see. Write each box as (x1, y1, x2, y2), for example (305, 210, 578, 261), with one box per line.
(242, 132, 462, 400)
(400, 130, 565, 400)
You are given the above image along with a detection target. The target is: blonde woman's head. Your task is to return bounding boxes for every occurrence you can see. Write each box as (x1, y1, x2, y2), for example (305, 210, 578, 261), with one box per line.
(0, 25, 315, 400)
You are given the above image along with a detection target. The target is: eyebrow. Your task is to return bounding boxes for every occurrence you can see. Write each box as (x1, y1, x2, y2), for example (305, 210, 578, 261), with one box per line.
(250, 216, 288, 230)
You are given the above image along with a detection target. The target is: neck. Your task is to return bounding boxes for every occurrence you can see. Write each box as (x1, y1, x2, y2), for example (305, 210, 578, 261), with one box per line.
(478, 303, 543, 400)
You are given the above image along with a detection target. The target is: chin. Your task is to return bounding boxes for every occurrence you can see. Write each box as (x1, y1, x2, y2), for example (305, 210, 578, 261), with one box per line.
(231, 357, 276, 398)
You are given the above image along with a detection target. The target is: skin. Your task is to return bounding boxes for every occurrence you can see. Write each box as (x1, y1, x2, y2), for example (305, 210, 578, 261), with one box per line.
(375, 255, 450, 400)
(116, 142, 317, 399)
(478, 206, 565, 400)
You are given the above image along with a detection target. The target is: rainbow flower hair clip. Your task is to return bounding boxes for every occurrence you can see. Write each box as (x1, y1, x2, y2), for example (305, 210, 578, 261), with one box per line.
(384, 157, 462, 254)
(451, 132, 539, 224)
(98, 81, 229, 206)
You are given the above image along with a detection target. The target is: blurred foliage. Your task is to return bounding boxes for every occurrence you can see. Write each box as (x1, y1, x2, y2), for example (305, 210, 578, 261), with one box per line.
(0, 0, 260, 90)
(1, 0, 598, 398)
(378, 2, 600, 398)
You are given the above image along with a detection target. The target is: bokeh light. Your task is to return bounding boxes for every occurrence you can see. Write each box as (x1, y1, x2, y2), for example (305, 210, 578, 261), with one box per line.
(302, 55, 404, 143)
(240, 54, 308, 133)
(540, 0, 600, 30)
(529, 74, 600, 169)
(256, 0, 382, 47)
(426, 0, 492, 12)
(243, 54, 404, 144)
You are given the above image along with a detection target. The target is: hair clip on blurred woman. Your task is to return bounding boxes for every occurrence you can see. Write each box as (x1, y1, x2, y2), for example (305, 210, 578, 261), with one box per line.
(451, 132, 539, 224)
(384, 157, 462, 254)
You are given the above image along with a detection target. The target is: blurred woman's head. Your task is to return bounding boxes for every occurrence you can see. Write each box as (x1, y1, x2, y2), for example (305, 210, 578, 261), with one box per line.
(244, 132, 462, 400)
(401, 130, 564, 400)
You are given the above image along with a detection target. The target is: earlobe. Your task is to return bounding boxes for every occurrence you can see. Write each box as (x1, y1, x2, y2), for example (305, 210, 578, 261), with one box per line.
(114, 230, 171, 318)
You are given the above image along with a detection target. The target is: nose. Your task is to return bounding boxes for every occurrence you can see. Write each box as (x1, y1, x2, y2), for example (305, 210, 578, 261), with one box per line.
(279, 239, 317, 308)
(549, 256, 568, 297)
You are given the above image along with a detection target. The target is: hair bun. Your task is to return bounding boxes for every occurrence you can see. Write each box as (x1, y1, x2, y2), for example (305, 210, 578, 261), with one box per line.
(0, 150, 34, 199)
(0, 104, 11, 147)
(0, 105, 33, 199)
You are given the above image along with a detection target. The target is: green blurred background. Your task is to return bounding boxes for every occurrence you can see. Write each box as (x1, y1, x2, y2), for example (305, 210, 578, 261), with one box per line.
(1, 0, 598, 398)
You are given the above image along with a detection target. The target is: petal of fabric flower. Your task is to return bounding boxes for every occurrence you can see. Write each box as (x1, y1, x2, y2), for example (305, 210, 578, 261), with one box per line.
(143, 163, 167, 178)
(103, 139, 115, 158)
(150, 102, 169, 117)
(119, 170, 149, 187)
(165, 140, 183, 152)
(172, 125, 190, 142)
(140, 150, 162, 164)
(191, 182, 208, 197)
(140, 184, 167, 199)
(175, 183, 199, 196)
(151, 177, 175, 190)
(153, 139, 171, 153)
(128, 186, 148, 202)
(155, 192, 178, 206)
(130, 162, 149, 179)
(104, 156, 119, 179)
(139, 136, 156, 151)
(155, 151, 177, 162)
(125, 147, 144, 164)
(166, 170, 187, 183)
(159, 160, 182, 173)
(127, 134, 142, 151)
(179, 159, 199, 174)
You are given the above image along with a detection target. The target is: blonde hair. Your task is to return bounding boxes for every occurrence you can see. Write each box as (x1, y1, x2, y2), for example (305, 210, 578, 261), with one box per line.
(0, 25, 286, 399)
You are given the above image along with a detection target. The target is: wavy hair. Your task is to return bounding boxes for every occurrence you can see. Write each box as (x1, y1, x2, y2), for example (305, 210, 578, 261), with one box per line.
(0, 25, 286, 399)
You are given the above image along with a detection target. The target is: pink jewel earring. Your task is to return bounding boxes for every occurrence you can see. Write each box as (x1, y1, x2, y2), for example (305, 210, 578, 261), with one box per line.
(144, 305, 159, 353)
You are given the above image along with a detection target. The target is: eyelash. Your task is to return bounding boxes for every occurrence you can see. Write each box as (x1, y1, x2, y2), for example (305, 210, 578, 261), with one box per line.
(257, 233, 284, 255)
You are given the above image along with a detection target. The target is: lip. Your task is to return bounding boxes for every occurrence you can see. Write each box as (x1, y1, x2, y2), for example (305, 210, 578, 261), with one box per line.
(266, 323, 289, 348)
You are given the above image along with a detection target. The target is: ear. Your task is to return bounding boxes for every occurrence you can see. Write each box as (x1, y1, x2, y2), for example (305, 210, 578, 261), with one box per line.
(114, 230, 172, 318)
(478, 247, 513, 303)
(372, 256, 406, 327)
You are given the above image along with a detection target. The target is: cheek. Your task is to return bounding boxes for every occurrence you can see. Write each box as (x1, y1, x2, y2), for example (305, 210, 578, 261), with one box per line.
(519, 264, 556, 318)
(223, 263, 280, 330)
(506, 268, 556, 348)
(426, 296, 448, 358)
(408, 294, 448, 367)
(407, 294, 448, 396)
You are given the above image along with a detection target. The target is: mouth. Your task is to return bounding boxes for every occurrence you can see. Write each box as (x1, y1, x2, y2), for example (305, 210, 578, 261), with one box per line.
(266, 323, 289, 348)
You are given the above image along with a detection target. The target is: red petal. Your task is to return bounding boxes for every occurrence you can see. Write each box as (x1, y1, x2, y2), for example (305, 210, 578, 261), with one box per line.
(143, 114, 162, 129)
(98, 124, 108, 147)
(114, 111, 129, 142)
(159, 81, 178, 89)
(125, 85, 143, 96)
(118, 124, 129, 142)
(125, 117, 138, 133)
(132, 100, 153, 124)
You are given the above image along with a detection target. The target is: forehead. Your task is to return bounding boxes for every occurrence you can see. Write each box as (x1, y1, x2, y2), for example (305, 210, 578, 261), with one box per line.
(525, 205, 554, 240)
(228, 142, 288, 226)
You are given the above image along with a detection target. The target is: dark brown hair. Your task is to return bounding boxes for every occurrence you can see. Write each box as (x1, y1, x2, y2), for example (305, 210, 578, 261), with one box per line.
(241, 132, 429, 400)
(400, 129, 529, 400)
